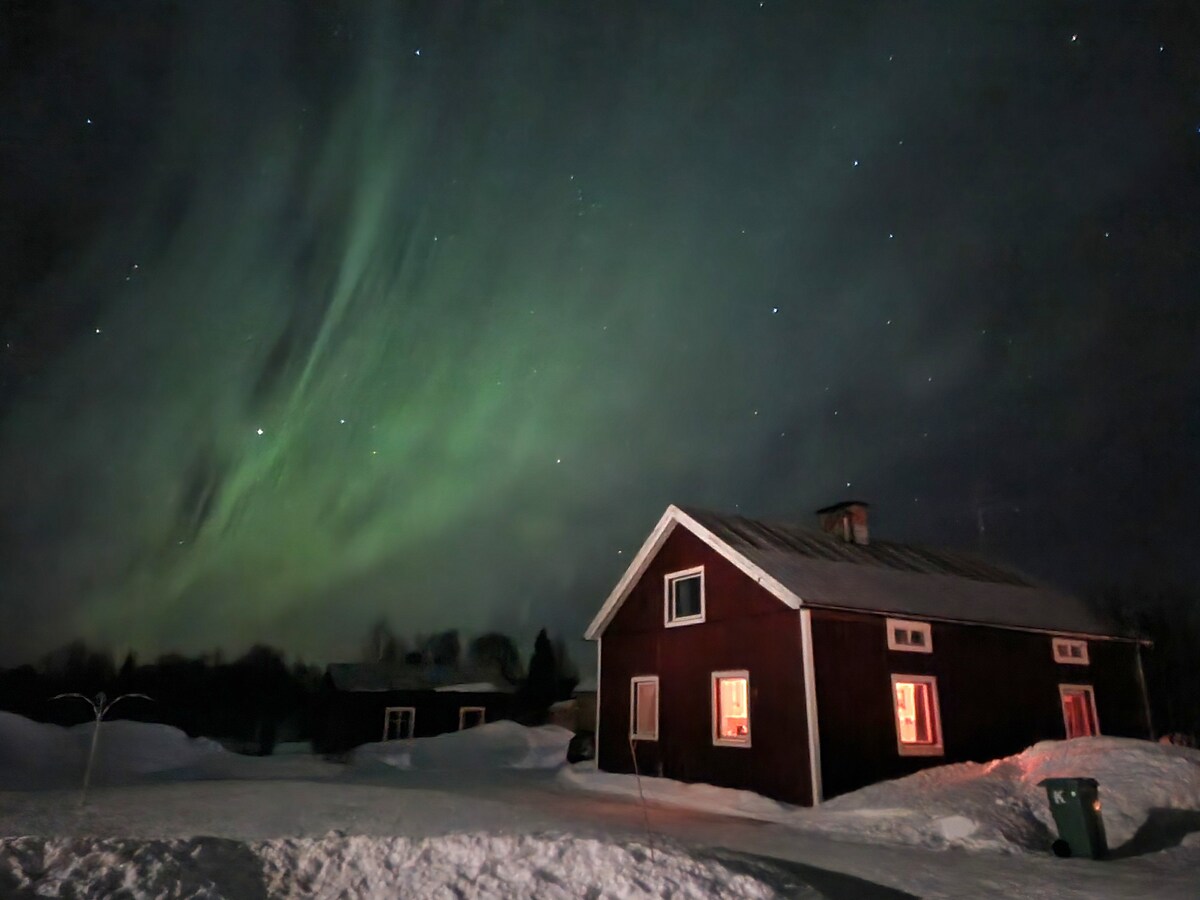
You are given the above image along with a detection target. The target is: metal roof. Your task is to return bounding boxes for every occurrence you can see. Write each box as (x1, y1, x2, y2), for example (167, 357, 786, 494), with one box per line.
(585, 505, 1132, 640)
(327, 663, 516, 693)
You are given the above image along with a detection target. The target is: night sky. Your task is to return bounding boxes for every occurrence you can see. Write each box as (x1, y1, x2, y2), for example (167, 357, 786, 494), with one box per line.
(2, 1, 1197, 667)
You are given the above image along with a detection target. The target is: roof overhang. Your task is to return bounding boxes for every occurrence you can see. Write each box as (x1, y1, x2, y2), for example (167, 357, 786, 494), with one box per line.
(584, 504, 804, 640)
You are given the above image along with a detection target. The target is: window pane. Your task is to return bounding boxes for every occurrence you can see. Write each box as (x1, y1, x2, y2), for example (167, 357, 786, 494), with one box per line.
(635, 681, 657, 736)
(1062, 689, 1096, 738)
(673, 576, 702, 619)
(895, 681, 935, 744)
(717, 676, 750, 741)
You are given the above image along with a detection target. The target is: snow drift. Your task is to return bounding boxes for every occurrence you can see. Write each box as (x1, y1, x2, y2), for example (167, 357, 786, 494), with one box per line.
(563, 737, 1200, 854)
(0, 832, 816, 899)
(353, 720, 571, 771)
(0, 711, 225, 790)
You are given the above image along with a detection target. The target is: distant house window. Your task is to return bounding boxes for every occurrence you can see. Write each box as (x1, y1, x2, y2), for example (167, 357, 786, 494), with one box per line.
(458, 706, 486, 730)
(886, 618, 933, 653)
(630, 676, 659, 741)
(1052, 638, 1089, 666)
(382, 706, 415, 741)
(1060, 685, 1100, 738)
(712, 670, 751, 747)
(891, 674, 944, 756)
(664, 567, 705, 627)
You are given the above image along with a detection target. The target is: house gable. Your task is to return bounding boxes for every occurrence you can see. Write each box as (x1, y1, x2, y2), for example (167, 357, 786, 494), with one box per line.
(585, 505, 802, 640)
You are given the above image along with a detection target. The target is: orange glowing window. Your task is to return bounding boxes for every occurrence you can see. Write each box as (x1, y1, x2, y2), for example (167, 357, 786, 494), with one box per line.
(1060, 685, 1099, 738)
(712, 671, 750, 746)
(890, 674, 943, 756)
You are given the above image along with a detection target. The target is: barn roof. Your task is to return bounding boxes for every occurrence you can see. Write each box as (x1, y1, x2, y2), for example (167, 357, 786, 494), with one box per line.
(327, 662, 516, 693)
(584, 505, 1134, 641)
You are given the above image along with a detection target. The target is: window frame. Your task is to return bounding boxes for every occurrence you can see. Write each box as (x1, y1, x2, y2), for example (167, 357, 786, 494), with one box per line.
(663, 566, 706, 628)
(886, 618, 933, 654)
(711, 669, 752, 748)
(629, 675, 660, 741)
(890, 673, 945, 757)
(1052, 637, 1089, 666)
(458, 706, 486, 730)
(382, 706, 416, 741)
(1059, 684, 1101, 738)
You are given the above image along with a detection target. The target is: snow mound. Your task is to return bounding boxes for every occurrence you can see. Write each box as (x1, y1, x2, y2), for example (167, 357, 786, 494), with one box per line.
(563, 738, 1200, 855)
(0, 832, 819, 899)
(354, 720, 572, 771)
(0, 711, 225, 790)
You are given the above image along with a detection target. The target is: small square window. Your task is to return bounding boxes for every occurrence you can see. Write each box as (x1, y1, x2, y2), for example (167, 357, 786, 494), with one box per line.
(664, 567, 705, 627)
(383, 706, 415, 741)
(886, 618, 932, 653)
(1052, 638, 1089, 665)
(891, 674, 944, 756)
(712, 670, 751, 747)
(458, 706, 485, 730)
(1060, 685, 1100, 738)
(630, 676, 659, 741)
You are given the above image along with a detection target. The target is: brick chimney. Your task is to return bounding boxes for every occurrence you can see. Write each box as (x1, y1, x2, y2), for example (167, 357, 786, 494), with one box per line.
(816, 501, 870, 545)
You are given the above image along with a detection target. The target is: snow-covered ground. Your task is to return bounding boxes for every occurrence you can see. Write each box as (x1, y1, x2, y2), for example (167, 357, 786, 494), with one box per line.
(1, 711, 1198, 898)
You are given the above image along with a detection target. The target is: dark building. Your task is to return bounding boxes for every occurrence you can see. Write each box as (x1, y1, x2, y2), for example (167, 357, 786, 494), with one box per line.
(585, 503, 1153, 806)
(314, 662, 516, 754)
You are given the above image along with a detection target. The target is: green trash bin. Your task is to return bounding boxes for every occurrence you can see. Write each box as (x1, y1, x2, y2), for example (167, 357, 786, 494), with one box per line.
(1037, 777, 1108, 859)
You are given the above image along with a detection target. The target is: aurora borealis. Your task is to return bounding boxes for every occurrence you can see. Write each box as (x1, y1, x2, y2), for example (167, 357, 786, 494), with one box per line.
(2, 2, 1198, 665)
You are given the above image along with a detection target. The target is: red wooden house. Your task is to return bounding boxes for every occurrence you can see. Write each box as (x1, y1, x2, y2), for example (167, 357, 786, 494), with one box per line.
(585, 502, 1152, 805)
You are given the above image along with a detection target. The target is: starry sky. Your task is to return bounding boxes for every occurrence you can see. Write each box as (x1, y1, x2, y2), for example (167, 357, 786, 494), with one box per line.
(1, 1, 1197, 666)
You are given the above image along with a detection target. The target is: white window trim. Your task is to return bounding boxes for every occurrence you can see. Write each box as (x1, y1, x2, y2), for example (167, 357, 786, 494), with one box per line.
(1052, 637, 1090, 666)
(664, 566, 706, 628)
(629, 675, 660, 741)
(458, 706, 486, 730)
(382, 706, 416, 741)
(711, 669, 752, 748)
(886, 618, 933, 654)
(1059, 684, 1101, 738)
(890, 673, 944, 757)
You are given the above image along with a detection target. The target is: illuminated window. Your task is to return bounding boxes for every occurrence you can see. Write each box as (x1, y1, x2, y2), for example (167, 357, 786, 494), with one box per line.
(458, 706, 485, 730)
(890, 674, 943, 756)
(630, 676, 659, 740)
(886, 618, 932, 653)
(664, 567, 705, 627)
(712, 670, 751, 747)
(382, 706, 415, 741)
(1059, 685, 1100, 738)
(1052, 638, 1089, 666)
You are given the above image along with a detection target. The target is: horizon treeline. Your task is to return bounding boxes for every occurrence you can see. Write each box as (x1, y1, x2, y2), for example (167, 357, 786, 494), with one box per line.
(0, 623, 580, 754)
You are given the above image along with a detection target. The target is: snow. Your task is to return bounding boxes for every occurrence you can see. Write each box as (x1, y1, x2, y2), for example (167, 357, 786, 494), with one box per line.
(562, 737, 1200, 855)
(1, 710, 1198, 898)
(353, 720, 572, 771)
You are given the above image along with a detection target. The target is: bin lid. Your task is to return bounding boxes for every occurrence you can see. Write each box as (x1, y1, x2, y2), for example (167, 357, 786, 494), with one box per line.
(1037, 777, 1099, 788)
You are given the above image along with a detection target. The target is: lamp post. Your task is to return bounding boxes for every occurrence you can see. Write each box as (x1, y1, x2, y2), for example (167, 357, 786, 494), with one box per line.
(53, 691, 152, 806)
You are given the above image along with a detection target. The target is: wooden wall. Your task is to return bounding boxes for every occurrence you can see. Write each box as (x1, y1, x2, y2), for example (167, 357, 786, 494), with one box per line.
(597, 526, 813, 805)
(810, 608, 1151, 799)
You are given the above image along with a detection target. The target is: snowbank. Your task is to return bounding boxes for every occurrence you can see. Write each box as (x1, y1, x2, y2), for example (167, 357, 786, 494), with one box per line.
(562, 737, 1200, 854)
(354, 720, 571, 771)
(0, 711, 225, 790)
(0, 832, 816, 899)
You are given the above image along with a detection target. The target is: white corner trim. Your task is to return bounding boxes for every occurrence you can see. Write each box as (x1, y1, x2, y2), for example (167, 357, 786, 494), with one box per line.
(584, 505, 805, 640)
(594, 638, 602, 743)
(800, 609, 823, 805)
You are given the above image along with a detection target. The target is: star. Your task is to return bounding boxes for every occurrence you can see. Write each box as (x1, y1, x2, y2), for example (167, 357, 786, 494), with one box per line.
(256, 428, 264, 435)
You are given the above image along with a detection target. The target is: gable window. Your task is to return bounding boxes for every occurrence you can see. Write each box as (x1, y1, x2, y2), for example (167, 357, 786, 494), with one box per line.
(664, 567, 705, 627)
(712, 670, 751, 747)
(630, 676, 659, 740)
(382, 706, 415, 741)
(886, 618, 933, 653)
(891, 674, 944, 756)
(458, 706, 486, 730)
(1052, 637, 1089, 666)
(1060, 685, 1100, 738)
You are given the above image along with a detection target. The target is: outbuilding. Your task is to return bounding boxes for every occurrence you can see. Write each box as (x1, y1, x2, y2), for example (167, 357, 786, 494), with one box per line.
(585, 502, 1152, 805)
